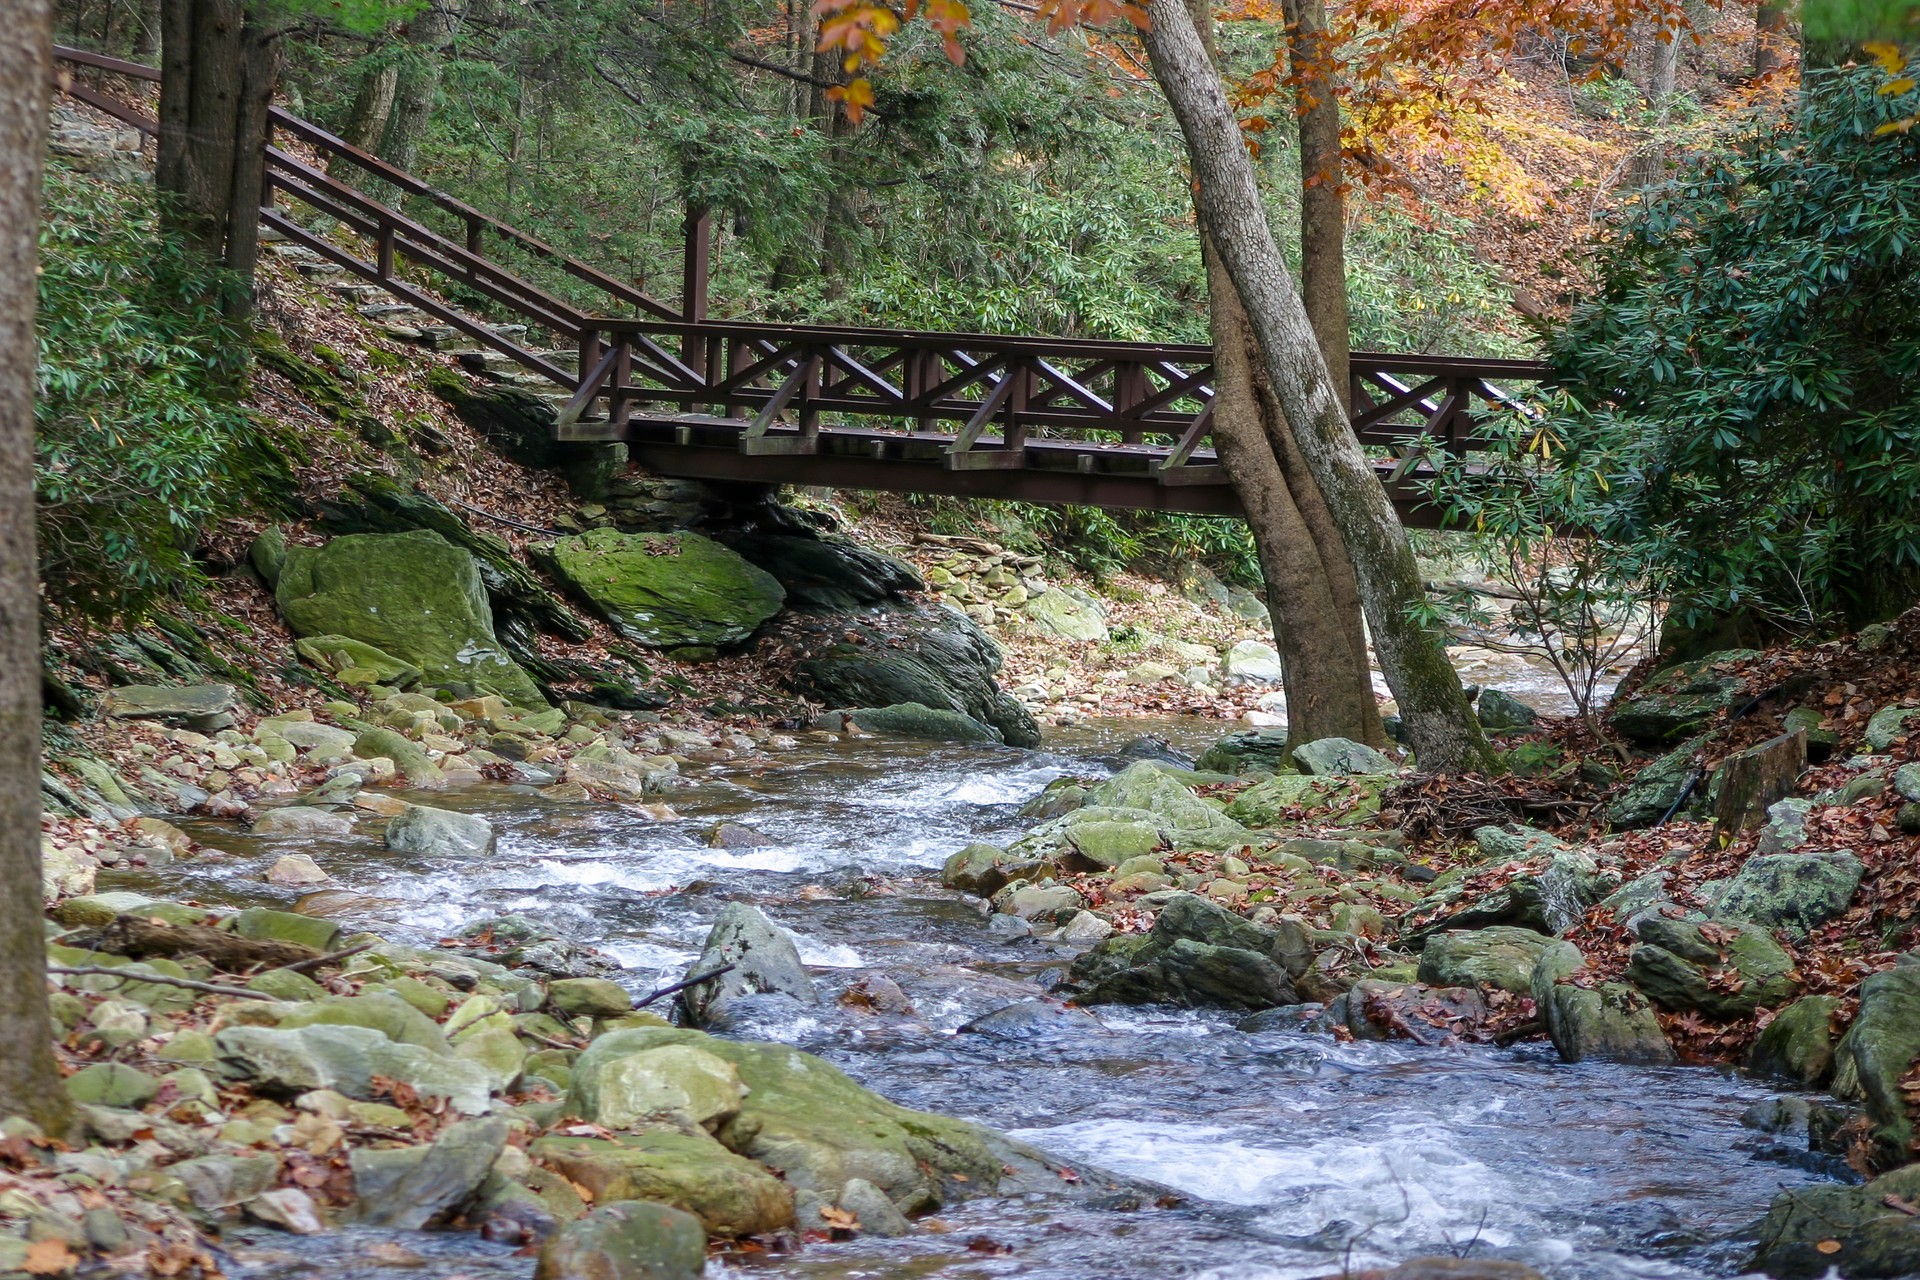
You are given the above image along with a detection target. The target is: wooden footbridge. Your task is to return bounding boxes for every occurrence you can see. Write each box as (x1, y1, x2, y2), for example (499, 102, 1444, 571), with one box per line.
(54, 46, 1550, 526)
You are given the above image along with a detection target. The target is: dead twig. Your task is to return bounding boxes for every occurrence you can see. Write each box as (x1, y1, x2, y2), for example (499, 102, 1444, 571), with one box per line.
(48, 964, 276, 1001)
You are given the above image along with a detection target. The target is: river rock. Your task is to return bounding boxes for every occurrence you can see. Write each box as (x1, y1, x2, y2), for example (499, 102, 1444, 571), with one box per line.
(719, 531, 920, 611)
(1625, 918, 1798, 1018)
(1747, 994, 1840, 1086)
(1320, 980, 1487, 1043)
(843, 703, 1001, 743)
(1417, 926, 1553, 994)
(356, 1116, 508, 1229)
(1831, 962, 1920, 1165)
(1531, 942, 1673, 1064)
(836, 1177, 912, 1236)
(1403, 836, 1614, 944)
(1313, 1262, 1545, 1280)
(551, 978, 633, 1021)
(940, 843, 1042, 896)
(532, 1127, 793, 1237)
(542, 529, 784, 650)
(214, 1024, 493, 1113)
(1606, 739, 1707, 829)
(1083, 761, 1255, 849)
(567, 1042, 746, 1131)
(1021, 588, 1108, 641)
(1065, 894, 1297, 1010)
(276, 529, 545, 706)
(1218, 640, 1285, 687)
(354, 727, 443, 787)
(274, 993, 450, 1051)
(253, 806, 352, 838)
(266, 854, 331, 886)
(1709, 850, 1863, 936)
(1476, 689, 1540, 731)
(1608, 650, 1756, 745)
(169, 1153, 281, 1212)
(788, 604, 1039, 748)
(1865, 704, 1920, 751)
(993, 881, 1086, 921)
(1292, 737, 1397, 777)
(535, 1201, 707, 1280)
(65, 1063, 160, 1108)
(680, 904, 818, 1027)
(1751, 1162, 1920, 1279)
(102, 683, 238, 727)
(385, 803, 497, 857)
(959, 999, 1107, 1038)
(295, 635, 422, 688)
(1194, 729, 1293, 776)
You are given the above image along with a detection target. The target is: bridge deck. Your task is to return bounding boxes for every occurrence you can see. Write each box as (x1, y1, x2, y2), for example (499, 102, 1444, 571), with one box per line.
(54, 45, 1549, 528)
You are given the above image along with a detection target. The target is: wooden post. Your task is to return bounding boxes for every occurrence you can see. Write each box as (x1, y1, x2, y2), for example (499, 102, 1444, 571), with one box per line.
(609, 336, 633, 430)
(682, 203, 711, 376)
(376, 221, 395, 280)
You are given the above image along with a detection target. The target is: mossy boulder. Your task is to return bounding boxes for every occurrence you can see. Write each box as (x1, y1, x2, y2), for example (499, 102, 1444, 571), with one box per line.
(1747, 994, 1839, 1086)
(843, 702, 1001, 743)
(1291, 737, 1396, 777)
(571, 1028, 1004, 1222)
(1531, 942, 1673, 1064)
(534, 1200, 708, 1280)
(1417, 926, 1554, 994)
(1832, 963, 1920, 1166)
(1020, 588, 1108, 642)
(276, 530, 544, 706)
(1751, 1163, 1920, 1279)
(543, 529, 784, 650)
(1625, 918, 1799, 1018)
(295, 635, 422, 688)
(1194, 729, 1293, 777)
(1062, 893, 1297, 1010)
(1710, 850, 1864, 937)
(1608, 650, 1757, 745)
(1607, 739, 1708, 829)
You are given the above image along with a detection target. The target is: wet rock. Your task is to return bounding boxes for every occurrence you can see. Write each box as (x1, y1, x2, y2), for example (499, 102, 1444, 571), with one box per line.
(567, 1042, 746, 1131)
(1292, 737, 1396, 777)
(705, 822, 773, 850)
(940, 843, 1036, 896)
(1710, 850, 1863, 937)
(1311, 1261, 1546, 1280)
(1831, 962, 1920, 1165)
(680, 904, 818, 1027)
(580, 1027, 1004, 1224)
(959, 1000, 1107, 1038)
(1751, 1163, 1920, 1279)
(1056, 910, 1114, 943)
(1711, 730, 1807, 833)
(247, 1187, 326, 1234)
(267, 855, 331, 885)
(385, 803, 497, 858)
(1067, 895, 1296, 1010)
(551, 978, 633, 1021)
(1417, 926, 1553, 994)
(1531, 942, 1673, 1065)
(1476, 689, 1540, 731)
(836, 1177, 912, 1236)
(787, 604, 1039, 748)
(720, 531, 920, 611)
(1194, 729, 1293, 777)
(842, 703, 1001, 743)
(276, 530, 545, 706)
(533, 1200, 707, 1280)
(356, 1116, 509, 1229)
(1608, 650, 1755, 745)
(354, 727, 444, 787)
(252, 806, 352, 838)
(993, 881, 1086, 921)
(1748, 994, 1840, 1086)
(1626, 918, 1798, 1018)
(1321, 980, 1486, 1043)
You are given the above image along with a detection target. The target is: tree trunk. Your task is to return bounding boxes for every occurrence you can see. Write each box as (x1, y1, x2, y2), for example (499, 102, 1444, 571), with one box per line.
(1206, 241, 1383, 745)
(380, 0, 459, 196)
(156, 0, 277, 323)
(1282, 0, 1349, 415)
(1753, 1, 1788, 76)
(0, 0, 76, 1139)
(1142, 0, 1496, 773)
(327, 60, 398, 182)
(1186, 0, 1380, 747)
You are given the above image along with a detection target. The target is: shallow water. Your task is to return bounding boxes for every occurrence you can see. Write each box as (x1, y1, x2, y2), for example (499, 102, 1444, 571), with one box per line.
(115, 718, 1827, 1280)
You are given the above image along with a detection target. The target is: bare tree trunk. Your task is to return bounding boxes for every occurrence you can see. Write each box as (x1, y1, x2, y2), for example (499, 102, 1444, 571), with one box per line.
(0, 0, 75, 1138)
(1143, 0, 1496, 773)
(1282, 0, 1349, 414)
(379, 0, 460, 196)
(1753, 1, 1788, 76)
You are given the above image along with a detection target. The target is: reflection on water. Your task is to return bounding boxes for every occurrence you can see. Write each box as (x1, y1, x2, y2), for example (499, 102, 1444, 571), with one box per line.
(116, 717, 1816, 1280)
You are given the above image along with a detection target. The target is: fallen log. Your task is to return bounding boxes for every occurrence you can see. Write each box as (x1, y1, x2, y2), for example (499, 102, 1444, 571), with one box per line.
(74, 915, 324, 972)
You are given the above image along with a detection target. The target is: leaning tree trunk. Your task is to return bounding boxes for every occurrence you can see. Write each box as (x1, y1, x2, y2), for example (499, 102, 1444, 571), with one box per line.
(1283, 0, 1350, 415)
(379, 0, 460, 198)
(327, 60, 398, 182)
(1206, 239, 1384, 745)
(1184, 0, 1380, 746)
(1142, 0, 1496, 773)
(0, 0, 76, 1139)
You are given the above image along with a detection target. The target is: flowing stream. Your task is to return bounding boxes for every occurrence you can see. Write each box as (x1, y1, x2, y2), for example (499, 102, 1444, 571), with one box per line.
(115, 717, 1835, 1280)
